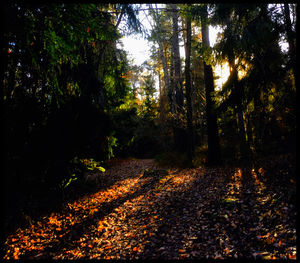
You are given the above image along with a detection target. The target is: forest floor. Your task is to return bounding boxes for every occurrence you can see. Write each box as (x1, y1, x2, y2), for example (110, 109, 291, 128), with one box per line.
(3, 153, 296, 260)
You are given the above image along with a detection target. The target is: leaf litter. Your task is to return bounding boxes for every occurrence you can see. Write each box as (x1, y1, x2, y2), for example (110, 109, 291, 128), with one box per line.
(2, 154, 296, 260)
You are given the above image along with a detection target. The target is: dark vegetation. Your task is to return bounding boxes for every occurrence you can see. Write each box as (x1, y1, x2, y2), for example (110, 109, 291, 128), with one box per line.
(2, 3, 296, 260)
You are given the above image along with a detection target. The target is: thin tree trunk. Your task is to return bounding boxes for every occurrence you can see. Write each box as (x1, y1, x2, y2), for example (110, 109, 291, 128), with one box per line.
(201, 5, 221, 165)
(149, 5, 173, 114)
(170, 4, 184, 113)
(246, 112, 254, 148)
(230, 63, 250, 160)
(236, 102, 250, 160)
(184, 14, 195, 162)
(170, 3, 185, 152)
(158, 68, 162, 101)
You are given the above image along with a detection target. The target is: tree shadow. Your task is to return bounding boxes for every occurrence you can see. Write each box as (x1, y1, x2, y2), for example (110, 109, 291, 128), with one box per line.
(9, 162, 168, 259)
(4, 158, 296, 260)
(138, 167, 234, 259)
(136, 163, 296, 259)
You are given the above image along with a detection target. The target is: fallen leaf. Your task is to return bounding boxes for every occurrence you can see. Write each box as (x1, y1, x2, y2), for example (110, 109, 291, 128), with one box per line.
(133, 246, 139, 252)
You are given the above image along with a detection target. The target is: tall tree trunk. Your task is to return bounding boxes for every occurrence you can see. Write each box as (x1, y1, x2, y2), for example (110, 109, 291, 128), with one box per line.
(170, 4, 184, 112)
(230, 62, 250, 160)
(236, 98, 250, 160)
(170, 3, 185, 152)
(159, 43, 173, 113)
(158, 68, 162, 100)
(184, 14, 195, 162)
(245, 112, 254, 149)
(149, 5, 174, 114)
(201, 5, 221, 165)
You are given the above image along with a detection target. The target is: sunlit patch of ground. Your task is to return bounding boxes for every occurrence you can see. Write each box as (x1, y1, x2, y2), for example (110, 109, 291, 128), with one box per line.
(3, 158, 296, 260)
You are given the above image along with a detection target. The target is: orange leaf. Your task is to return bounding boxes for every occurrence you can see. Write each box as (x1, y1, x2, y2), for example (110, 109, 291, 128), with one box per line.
(288, 253, 296, 259)
(290, 179, 295, 184)
(258, 167, 264, 174)
(104, 245, 112, 249)
(278, 240, 282, 247)
(133, 246, 139, 252)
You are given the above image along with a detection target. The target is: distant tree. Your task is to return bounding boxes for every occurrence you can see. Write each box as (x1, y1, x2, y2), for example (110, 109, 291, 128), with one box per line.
(182, 6, 195, 162)
(140, 74, 157, 119)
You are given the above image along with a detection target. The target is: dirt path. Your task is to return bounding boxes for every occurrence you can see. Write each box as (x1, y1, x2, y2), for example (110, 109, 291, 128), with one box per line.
(3, 156, 296, 260)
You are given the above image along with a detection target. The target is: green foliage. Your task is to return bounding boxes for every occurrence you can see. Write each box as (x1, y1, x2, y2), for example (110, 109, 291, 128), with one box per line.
(82, 158, 106, 173)
(60, 157, 106, 189)
(195, 42, 215, 66)
(60, 173, 78, 189)
(139, 74, 158, 119)
(107, 133, 118, 160)
(2, 2, 143, 215)
(210, 3, 295, 159)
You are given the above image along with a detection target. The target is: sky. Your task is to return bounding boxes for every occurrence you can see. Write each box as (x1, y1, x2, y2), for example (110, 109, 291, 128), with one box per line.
(118, 3, 228, 88)
(121, 26, 220, 65)
(120, 25, 228, 89)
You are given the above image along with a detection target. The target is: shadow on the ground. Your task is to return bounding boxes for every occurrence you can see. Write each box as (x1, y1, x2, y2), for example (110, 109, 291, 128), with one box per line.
(3, 154, 296, 260)
(4, 160, 168, 259)
(137, 157, 296, 259)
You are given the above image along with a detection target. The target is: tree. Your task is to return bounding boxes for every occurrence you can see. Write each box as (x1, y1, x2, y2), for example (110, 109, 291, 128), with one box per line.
(183, 7, 195, 161)
(200, 4, 222, 165)
(2, 2, 142, 203)
(212, 3, 293, 158)
(169, 4, 186, 152)
(140, 74, 157, 119)
(147, 5, 171, 107)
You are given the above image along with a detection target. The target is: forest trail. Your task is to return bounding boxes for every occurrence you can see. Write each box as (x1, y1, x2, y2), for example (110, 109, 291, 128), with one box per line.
(3, 155, 296, 260)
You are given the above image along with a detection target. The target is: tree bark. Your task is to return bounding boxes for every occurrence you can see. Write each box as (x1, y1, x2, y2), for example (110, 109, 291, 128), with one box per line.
(236, 99, 250, 160)
(201, 5, 221, 165)
(170, 4, 184, 113)
(245, 112, 254, 148)
(184, 14, 195, 162)
(170, 3, 185, 152)
(230, 62, 250, 161)
(149, 5, 173, 114)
